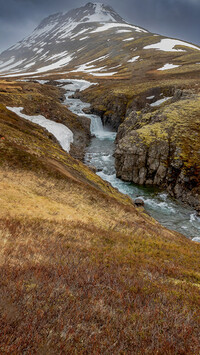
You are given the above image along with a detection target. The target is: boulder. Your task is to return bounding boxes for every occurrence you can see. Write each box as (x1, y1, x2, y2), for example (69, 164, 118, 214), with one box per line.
(134, 198, 145, 207)
(88, 165, 97, 173)
(82, 107, 92, 114)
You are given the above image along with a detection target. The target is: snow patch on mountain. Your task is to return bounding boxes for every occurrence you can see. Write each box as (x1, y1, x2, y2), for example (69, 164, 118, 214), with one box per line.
(144, 38, 200, 52)
(146, 95, 155, 100)
(24, 62, 36, 69)
(117, 29, 132, 33)
(53, 20, 79, 40)
(128, 55, 140, 63)
(71, 28, 89, 38)
(0, 57, 15, 68)
(7, 106, 73, 153)
(70, 55, 119, 76)
(79, 36, 90, 41)
(150, 97, 172, 107)
(158, 63, 180, 71)
(86, 55, 110, 63)
(31, 22, 59, 39)
(0, 59, 26, 73)
(92, 71, 117, 76)
(123, 37, 134, 41)
(36, 54, 73, 73)
(50, 51, 69, 60)
(77, 47, 86, 52)
(36, 48, 44, 54)
(91, 23, 148, 34)
(38, 52, 50, 61)
(71, 62, 106, 74)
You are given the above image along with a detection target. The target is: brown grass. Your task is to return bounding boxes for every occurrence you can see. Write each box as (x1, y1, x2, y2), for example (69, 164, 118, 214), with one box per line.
(1, 210, 200, 354)
(0, 83, 200, 354)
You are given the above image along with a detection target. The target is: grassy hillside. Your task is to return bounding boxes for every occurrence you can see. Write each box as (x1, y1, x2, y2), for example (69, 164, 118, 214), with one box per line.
(0, 79, 91, 160)
(0, 97, 200, 353)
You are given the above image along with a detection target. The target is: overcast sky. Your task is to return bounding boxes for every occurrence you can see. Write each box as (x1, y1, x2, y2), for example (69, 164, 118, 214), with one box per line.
(0, 0, 200, 53)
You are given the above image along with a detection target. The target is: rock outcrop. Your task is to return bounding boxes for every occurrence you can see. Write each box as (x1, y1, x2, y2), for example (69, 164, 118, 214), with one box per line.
(115, 92, 200, 210)
(80, 89, 128, 130)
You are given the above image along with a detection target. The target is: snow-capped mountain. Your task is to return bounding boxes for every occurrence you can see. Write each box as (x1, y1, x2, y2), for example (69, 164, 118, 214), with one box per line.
(0, 2, 148, 76)
(0, 2, 199, 77)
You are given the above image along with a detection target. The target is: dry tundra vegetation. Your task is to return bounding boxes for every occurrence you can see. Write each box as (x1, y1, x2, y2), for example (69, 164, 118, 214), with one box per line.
(0, 79, 200, 354)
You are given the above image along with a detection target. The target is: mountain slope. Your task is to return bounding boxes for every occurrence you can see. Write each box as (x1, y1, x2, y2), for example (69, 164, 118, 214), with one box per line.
(0, 2, 148, 76)
(1, 2, 199, 79)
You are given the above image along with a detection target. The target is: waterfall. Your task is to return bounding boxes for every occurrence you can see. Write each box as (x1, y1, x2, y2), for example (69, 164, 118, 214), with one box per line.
(90, 114, 104, 136)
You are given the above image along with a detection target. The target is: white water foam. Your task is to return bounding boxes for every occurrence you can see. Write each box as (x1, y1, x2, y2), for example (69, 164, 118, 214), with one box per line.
(192, 237, 200, 242)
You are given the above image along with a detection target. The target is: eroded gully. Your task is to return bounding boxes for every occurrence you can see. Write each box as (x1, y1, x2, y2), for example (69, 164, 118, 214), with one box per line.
(60, 79, 200, 242)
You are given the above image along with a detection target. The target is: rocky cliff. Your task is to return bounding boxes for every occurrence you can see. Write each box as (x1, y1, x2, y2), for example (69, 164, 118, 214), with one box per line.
(115, 90, 200, 211)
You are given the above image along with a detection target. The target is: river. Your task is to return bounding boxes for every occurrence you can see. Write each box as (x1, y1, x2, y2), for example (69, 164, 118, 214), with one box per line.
(61, 78, 200, 242)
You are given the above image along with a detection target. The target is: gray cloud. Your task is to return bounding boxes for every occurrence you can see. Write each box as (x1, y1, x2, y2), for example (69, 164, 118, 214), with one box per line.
(0, 0, 199, 53)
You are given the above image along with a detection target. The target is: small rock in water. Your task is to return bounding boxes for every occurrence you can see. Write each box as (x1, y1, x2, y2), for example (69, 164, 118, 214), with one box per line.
(82, 107, 92, 114)
(195, 206, 200, 216)
(134, 198, 145, 207)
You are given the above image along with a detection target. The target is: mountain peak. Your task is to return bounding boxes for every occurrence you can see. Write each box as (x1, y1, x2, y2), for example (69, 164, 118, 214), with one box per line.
(63, 2, 125, 24)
